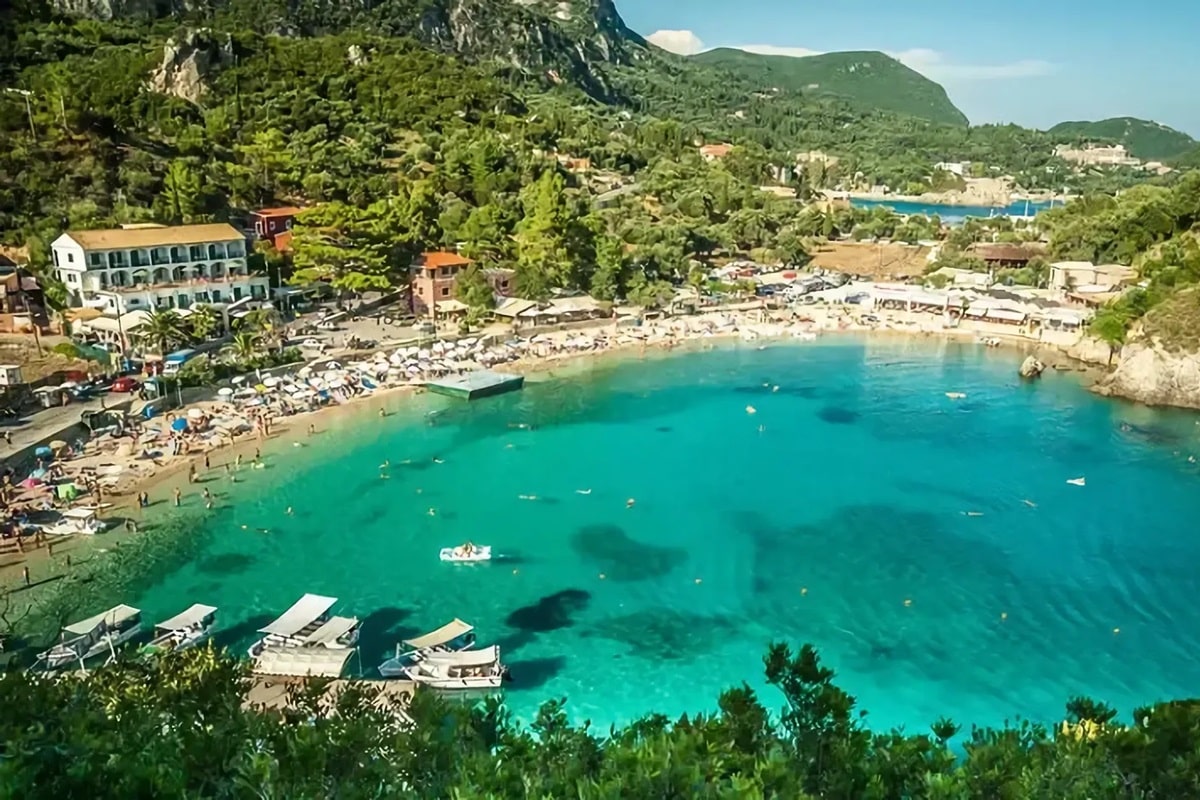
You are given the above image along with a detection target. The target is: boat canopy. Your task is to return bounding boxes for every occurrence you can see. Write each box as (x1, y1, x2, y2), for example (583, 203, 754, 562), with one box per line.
(424, 645, 498, 668)
(259, 594, 337, 637)
(65, 604, 141, 636)
(62, 508, 97, 520)
(403, 618, 473, 650)
(303, 616, 359, 647)
(253, 647, 354, 678)
(155, 604, 217, 632)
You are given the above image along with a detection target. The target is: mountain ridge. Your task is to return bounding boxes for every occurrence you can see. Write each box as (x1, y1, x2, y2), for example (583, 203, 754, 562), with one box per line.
(689, 47, 968, 126)
(1047, 117, 1195, 161)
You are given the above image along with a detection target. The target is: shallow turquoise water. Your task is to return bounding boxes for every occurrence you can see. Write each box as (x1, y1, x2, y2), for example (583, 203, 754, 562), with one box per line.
(126, 338, 1200, 732)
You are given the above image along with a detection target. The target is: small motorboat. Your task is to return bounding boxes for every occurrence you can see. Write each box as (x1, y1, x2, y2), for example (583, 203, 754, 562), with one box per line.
(1066, 477, 1086, 487)
(440, 544, 492, 563)
(945, 392, 967, 400)
(40, 508, 109, 536)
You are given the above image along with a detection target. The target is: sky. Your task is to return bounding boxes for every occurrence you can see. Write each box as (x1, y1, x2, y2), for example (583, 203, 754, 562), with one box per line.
(618, 0, 1200, 136)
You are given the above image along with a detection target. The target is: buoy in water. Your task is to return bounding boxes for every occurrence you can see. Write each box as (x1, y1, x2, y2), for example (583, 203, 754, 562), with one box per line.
(746, 405, 757, 415)
(904, 598, 912, 607)
(800, 587, 808, 596)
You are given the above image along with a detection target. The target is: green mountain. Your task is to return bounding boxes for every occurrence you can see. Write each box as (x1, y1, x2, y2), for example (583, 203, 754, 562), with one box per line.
(1047, 117, 1196, 161)
(690, 48, 968, 126)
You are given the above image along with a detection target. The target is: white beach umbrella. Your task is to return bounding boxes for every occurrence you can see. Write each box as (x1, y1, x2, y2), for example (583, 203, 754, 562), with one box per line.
(263, 376, 281, 388)
(217, 387, 234, 398)
(232, 375, 246, 384)
(187, 407, 205, 419)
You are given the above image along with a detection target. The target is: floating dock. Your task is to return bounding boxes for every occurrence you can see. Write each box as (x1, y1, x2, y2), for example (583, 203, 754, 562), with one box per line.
(426, 370, 525, 401)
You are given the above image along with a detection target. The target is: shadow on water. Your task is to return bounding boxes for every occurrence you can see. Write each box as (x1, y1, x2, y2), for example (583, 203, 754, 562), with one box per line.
(507, 656, 567, 689)
(817, 406, 860, 425)
(358, 606, 420, 667)
(585, 610, 741, 661)
(213, 614, 273, 652)
(195, 552, 256, 575)
(571, 525, 686, 582)
(505, 589, 591, 633)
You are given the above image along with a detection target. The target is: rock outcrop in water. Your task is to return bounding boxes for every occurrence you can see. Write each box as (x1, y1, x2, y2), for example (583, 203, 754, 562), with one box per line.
(1018, 356, 1045, 379)
(1093, 342, 1200, 409)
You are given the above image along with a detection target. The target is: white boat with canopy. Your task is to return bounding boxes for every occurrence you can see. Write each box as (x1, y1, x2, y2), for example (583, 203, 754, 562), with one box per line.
(41, 507, 109, 536)
(252, 646, 356, 679)
(143, 604, 217, 654)
(36, 604, 142, 670)
(399, 645, 508, 690)
(378, 618, 476, 677)
(247, 594, 360, 657)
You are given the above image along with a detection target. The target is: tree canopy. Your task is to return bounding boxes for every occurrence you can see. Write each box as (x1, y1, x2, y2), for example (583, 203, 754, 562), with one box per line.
(3, 642, 1200, 798)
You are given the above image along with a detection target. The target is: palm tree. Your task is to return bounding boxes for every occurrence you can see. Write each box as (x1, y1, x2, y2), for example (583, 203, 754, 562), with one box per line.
(237, 308, 281, 350)
(137, 309, 187, 356)
(222, 332, 259, 364)
(188, 304, 219, 342)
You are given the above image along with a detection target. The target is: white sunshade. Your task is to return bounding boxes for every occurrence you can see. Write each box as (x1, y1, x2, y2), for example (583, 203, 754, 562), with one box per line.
(403, 618, 473, 650)
(156, 604, 217, 632)
(259, 594, 337, 637)
(303, 616, 359, 646)
(253, 646, 353, 678)
(63, 508, 97, 520)
(424, 645, 499, 668)
(65, 604, 140, 636)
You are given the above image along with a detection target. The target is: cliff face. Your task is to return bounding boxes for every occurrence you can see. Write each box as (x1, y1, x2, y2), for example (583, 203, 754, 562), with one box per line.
(1093, 342, 1200, 409)
(148, 28, 234, 103)
(49, 0, 648, 101)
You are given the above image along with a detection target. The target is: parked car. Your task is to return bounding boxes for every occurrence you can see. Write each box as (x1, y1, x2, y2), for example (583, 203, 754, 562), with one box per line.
(111, 377, 140, 393)
(300, 338, 324, 350)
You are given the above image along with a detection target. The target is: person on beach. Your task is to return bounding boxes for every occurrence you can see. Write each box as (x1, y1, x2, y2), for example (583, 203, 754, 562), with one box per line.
(204, 454, 211, 470)
(189, 463, 197, 483)
(235, 454, 242, 470)
(308, 424, 316, 436)
(173, 487, 181, 506)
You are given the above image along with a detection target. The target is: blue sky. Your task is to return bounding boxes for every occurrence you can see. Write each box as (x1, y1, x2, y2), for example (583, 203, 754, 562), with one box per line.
(620, 0, 1200, 136)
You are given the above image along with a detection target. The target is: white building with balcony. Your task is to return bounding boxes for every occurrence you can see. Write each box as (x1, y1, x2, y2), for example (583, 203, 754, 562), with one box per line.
(51, 223, 269, 315)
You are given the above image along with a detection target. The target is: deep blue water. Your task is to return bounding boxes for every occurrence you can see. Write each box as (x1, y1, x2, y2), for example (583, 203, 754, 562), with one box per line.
(124, 338, 1200, 732)
(851, 198, 1056, 224)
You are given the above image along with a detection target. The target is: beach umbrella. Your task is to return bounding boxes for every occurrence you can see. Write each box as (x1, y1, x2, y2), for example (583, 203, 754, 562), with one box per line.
(217, 387, 234, 398)
(232, 375, 246, 384)
(49, 439, 68, 451)
(34, 446, 52, 458)
(187, 407, 205, 419)
(297, 367, 313, 378)
(171, 418, 189, 432)
(460, 337, 478, 348)
(263, 376, 281, 388)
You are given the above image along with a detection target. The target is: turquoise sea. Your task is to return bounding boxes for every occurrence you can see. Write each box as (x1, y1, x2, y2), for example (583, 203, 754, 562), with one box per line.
(122, 338, 1200, 732)
(851, 198, 1056, 224)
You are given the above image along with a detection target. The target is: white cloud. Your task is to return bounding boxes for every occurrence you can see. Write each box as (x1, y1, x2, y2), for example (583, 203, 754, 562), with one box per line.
(737, 44, 824, 59)
(890, 48, 1055, 81)
(646, 29, 706, 56)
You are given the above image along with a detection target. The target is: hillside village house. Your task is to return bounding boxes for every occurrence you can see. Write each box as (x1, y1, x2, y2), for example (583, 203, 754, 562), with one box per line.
(410, 251, 473, 315)
(250, 206, 304, 252)
(699, 143, 733, 161)
(51, 223, 268, 315)
(969, 243, 1035, 269)
(1049, 261, 1137, 293)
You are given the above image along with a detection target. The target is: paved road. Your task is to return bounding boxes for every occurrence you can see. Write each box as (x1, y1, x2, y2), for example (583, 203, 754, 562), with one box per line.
(0, 397, 113, 463)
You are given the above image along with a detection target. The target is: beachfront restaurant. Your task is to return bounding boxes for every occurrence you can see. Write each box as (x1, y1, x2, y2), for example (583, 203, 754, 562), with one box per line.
(963, 300, 1028, 326)
(872, 286, 966, 318)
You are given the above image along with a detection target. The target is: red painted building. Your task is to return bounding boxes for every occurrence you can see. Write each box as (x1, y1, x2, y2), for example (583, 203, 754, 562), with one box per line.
(250, 206, 305, 252)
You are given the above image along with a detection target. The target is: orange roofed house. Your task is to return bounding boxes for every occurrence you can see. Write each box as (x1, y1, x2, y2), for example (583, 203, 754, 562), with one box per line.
(699, 143, 733, 161)
(410, 251, 474, 315)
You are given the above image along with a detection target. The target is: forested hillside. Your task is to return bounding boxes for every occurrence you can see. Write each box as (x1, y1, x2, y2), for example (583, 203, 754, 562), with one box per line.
(692, 48, 968, 126)
(1048, 117, 1196, 161)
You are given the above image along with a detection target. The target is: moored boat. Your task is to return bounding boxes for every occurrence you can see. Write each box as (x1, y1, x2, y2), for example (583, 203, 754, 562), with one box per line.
(40, 507, 109, 536)
(36, 604, 143, 671)
(399, 644, 508, 690)
(142, 604, 217, 654)
(247, 594, 360, 658)
(378, 618, 476, 677)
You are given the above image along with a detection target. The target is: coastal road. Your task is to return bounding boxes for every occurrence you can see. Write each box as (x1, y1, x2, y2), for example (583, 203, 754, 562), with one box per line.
(0, 397, 112, 463)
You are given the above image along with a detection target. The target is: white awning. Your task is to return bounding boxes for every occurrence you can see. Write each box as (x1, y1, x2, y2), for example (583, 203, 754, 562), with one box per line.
(156, 604, 217, 632)
(259, 594, 337, 637)
(65, 604, 141, 636)
(403, 618, 473, 650)
(423, 645, 498, 667)
(303, 616, 358, 646)
(63, 508, 97, 520)
(252, 647, 354, 678)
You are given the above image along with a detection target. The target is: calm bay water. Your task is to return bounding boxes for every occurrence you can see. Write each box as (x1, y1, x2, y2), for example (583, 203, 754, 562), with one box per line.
(122, 338, 1200, 732)
(851, 197, 1055, 224)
